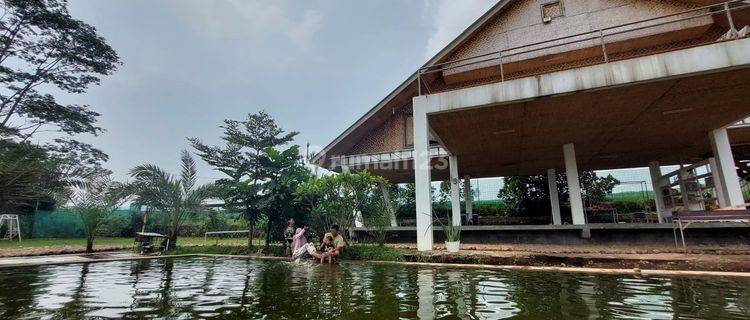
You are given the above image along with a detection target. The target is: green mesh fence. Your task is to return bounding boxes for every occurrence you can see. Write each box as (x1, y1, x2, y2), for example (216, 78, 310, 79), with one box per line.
(19, 210, 142, 238)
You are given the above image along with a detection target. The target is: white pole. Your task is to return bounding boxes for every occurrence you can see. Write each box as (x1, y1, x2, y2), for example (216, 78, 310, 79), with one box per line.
(564, 143, 586, 225)
(648, 161, 668, 222)
(413, 96, 433, 251)
(464, 176, 473, 224)
(547, 169, 562, 225)
(710, 128, 744, 206)
(708, 157, 728, 208)
(449, 155, 461, 226)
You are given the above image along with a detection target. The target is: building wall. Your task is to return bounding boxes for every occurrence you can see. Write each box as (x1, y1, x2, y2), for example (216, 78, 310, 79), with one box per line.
(349, 106, 412, 155)
(444, 0, 713, 76)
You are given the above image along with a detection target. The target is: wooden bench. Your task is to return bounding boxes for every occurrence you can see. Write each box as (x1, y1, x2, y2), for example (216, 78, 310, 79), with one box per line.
(672, 210, 750, 250)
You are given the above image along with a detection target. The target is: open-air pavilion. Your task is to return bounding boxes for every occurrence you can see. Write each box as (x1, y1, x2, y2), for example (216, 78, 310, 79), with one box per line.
(314, 0, 750, 250)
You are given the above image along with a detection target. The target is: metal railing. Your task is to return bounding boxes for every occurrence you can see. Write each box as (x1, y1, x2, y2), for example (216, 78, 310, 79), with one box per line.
(331, 146, 448, 168)
(730, 117, 750, 128)
(417, 0, 750, 95)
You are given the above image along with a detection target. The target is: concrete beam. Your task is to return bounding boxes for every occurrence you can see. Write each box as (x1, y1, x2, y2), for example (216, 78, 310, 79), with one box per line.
(448, 155, 461, 227)
(413, 96, 433, 251)
(564, 144, 586, 225)
(648, 161, 668, 222)
(421, 38, 750, 114)
(547, 169, 562, 225)
(710, 128, 745, 206)
(464, 176, 473, 224)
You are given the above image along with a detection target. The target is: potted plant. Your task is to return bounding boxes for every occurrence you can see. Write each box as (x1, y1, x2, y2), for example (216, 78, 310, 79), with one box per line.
(443, 223, 461, 253)
(431, 212, 461, 252)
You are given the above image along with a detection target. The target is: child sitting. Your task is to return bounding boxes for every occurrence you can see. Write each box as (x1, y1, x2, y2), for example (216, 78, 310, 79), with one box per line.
(317, 235, 335, 264)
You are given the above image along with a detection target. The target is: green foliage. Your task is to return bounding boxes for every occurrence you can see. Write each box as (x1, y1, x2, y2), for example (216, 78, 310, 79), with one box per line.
(498, 171, 619, 217)
(66, 177, 127, 252)
(128, 151, 215, 246)
(297, 171, 394, 243)
(339, 245, 405, 262)
(0, 0, 120, 140)
(0, 0, 118, 216)
(189, 111, 300, 250)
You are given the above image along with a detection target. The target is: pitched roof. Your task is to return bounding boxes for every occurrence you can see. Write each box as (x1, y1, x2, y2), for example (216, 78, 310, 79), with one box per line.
(312, 0, 516, 166)
(311, 0, 720, 166)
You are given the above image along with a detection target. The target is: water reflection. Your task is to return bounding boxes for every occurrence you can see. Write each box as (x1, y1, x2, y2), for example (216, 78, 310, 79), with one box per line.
(0, 257, 748, 319)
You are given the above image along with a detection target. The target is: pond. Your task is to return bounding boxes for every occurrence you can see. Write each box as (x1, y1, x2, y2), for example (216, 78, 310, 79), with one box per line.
(0, 257, 748, 319)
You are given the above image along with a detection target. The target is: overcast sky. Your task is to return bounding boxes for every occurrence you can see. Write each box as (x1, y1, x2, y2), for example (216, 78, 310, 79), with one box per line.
(49, 0, 496, 184)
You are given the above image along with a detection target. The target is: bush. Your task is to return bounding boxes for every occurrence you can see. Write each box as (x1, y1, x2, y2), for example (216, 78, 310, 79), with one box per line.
(340, 245, 404, 262)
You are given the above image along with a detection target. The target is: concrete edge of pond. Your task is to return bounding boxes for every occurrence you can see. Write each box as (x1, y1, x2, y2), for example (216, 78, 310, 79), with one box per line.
(2, 252, 750, 279)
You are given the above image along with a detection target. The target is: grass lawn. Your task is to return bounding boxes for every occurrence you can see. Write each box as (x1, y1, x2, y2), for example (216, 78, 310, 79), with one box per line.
(0, 236, 265, 253)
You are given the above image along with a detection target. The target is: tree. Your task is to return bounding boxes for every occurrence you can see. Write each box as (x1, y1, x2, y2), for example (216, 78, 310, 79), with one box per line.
(129, 150, 214, 247)
(189, 111, 298, 250)
(296, 171, 393, 245)
(67, 176, 126, 253)
(257, 145, 310, 248)
(498, 171, 619, 217)
(0, 0, 120, 141)
(0, 0, 119, 224)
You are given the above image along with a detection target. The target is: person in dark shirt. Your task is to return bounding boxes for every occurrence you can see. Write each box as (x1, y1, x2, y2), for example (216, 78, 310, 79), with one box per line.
(316, 235, 334, 264)
(284, 218, 295, 257)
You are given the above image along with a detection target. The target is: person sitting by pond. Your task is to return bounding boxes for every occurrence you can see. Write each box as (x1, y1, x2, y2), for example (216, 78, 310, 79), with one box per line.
(284, 218, 296, 257)
(292, 223, 308, 252)
(317, 235, 335, 264)
(323, 224, 345, 261)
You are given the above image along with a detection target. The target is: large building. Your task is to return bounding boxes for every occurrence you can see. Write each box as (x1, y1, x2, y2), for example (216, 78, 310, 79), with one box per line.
(314, 0, 750, 250)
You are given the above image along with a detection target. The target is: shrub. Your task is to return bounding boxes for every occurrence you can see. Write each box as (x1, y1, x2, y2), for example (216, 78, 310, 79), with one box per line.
(340, 245, 404, 262)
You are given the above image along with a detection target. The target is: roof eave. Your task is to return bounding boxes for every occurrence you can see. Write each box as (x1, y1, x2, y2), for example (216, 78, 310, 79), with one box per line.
(312, 0, 515, 166)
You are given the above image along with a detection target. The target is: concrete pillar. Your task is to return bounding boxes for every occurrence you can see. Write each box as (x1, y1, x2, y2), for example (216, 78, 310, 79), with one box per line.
(354, 210, 364, 228)
(379, 181, 398, 227)
(413, 96, 433, 251)
(464, 176, 473, 224)
(563, 143, 586, 225)
(547, 169, 562, 225)
(448, 155, 461, 227)
(648, 161, 668, 222)
(710, 128, 744, 206)
(709, 157, 729, 208)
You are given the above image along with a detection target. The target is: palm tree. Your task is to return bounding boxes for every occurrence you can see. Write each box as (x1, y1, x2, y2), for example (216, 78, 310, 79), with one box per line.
(68, 177, 127, 253)
(129, 150, 214, 247)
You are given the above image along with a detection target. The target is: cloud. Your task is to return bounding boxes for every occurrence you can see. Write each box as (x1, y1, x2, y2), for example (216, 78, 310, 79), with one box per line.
(172, 0, 322, 49)
(423, 0, 496, 59)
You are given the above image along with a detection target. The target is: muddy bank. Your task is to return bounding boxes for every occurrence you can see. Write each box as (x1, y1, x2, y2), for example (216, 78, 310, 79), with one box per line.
(401, 251, 750, 273)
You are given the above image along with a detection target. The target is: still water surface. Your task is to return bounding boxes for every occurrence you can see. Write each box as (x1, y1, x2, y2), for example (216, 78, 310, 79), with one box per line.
(0, 257, 748, 319)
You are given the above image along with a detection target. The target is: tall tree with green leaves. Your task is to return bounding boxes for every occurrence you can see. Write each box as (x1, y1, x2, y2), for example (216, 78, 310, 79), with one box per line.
(0, 0, 119, 218)
(0, 0, 120, 140)
(258, 145, 310, 248)
(188, 111, 298, 250)
(129, 150, 215, 247)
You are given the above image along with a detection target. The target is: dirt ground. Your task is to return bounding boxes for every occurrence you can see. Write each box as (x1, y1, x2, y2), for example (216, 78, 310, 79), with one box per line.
(0, 245, 132, 258)
(391, 243, 750, 272)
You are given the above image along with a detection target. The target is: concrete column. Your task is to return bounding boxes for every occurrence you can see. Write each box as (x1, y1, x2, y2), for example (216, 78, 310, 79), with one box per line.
(354, 210, 364, 228)
(547, 169, 562, 225)
(464, 176, 473, 224)
(448, 155, 461, 227)
(710, 128, 744, 206)
(709, 157, 729, 208)
(648, 161, 668, 222)
(413, 96, 433, 251)
(379, 181, 398, 227)
(563, 143, 586, 225)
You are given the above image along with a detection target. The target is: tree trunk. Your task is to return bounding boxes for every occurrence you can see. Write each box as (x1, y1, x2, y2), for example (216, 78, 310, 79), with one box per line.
(264, 219, 272, 252)
(85, 235, 94, 254)
(247, 223, 254, 254)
